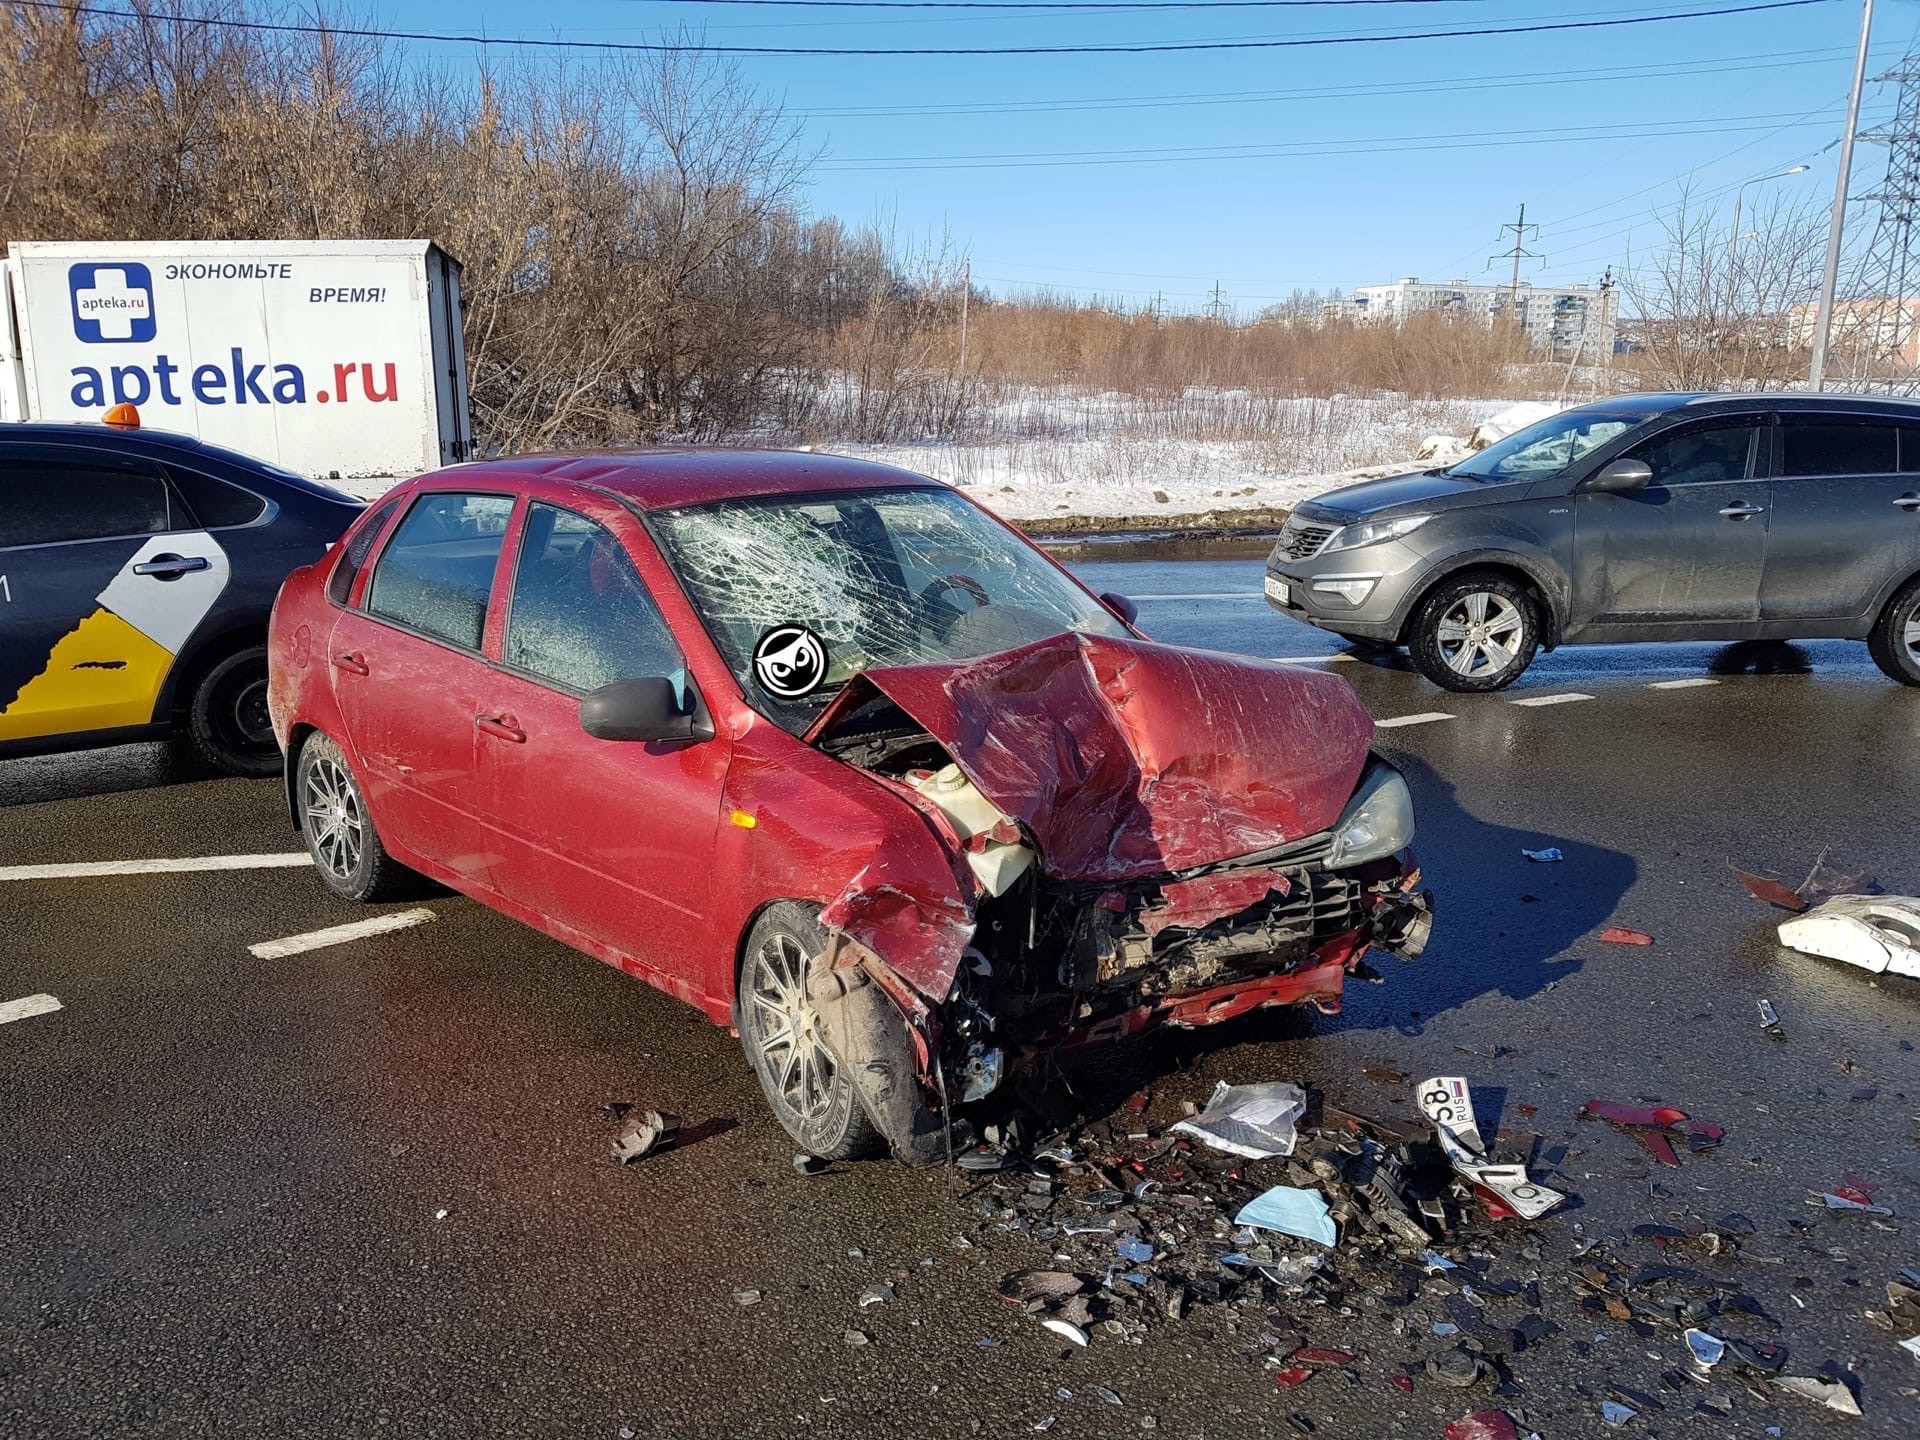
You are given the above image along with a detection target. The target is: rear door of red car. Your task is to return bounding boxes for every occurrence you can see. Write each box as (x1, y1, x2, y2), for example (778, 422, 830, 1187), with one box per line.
(329, 489, 517, 887)
(473, 487, 728, 987)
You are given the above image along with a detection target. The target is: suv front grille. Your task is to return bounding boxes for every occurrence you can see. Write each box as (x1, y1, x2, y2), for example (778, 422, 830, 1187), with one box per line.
(1276, 518, 1335, 561)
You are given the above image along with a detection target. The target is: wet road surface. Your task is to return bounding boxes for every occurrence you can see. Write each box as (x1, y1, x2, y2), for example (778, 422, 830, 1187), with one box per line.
(3, 552, 1917, 1438)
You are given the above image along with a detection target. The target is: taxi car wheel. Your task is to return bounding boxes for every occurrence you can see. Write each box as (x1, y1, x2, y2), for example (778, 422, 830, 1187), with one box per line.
(295, 733, 418, 903)
(186, 646, 281, 777)
(1867, 576, 1920, 686)
(738, 903, 882, 1160)
(1408, 572, 1539, 693)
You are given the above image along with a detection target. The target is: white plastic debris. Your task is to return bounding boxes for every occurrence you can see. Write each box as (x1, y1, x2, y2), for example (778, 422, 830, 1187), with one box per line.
(1777, 895, 1920, 978)
(1685, 1329, 1726, 1369)
(1899, 1334, 1920, 1363)
(1820, 1192, 1894, 1215)
(1415, 1076, 1566, 1220)
(1041, 1318, 1090, 1347)
(1600, 1399, 1637, 1426)
(1170, 1080, 1306, 1159)
(1773, 1375, 1864, 1416)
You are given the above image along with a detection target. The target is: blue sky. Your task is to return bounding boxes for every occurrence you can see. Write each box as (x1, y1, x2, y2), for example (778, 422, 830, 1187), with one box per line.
(391, 0, 1914, 312)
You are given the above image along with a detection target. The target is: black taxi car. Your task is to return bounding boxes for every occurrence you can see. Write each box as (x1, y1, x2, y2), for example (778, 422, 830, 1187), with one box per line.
(0, 411, 362, 774)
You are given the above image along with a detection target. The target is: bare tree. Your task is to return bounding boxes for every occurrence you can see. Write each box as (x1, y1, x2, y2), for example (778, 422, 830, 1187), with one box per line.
(1622, 186, 1827, 390)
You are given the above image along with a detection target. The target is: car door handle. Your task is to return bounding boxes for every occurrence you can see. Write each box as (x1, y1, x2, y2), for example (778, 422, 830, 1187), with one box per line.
(131, 554, 210, 579)
(474, 713, 526, 743)
(332, 652, 369, 676)
(1718, 503, 1766, 519)
(1896, 493, 1920, 511)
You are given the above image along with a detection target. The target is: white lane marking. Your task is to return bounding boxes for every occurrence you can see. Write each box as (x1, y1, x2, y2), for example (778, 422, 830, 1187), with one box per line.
(249, 909, 437, 960)
(1268, 654, 1357, 664)
(0, 853, 312, 882)
(1649, 677, 1721, 689)
(1509, 692, 1595, 708)
(0, 993, 62, 1026)
(1375, 712, 1455, 729)
(1132, 591, 1264, 600)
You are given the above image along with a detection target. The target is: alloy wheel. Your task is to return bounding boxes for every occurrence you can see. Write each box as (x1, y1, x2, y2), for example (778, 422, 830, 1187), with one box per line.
(1435, 590, 1526, 679)
(304, 754, 365, 883)
(1906, 614, 1920, 664)
(748, 933, 836, 1123)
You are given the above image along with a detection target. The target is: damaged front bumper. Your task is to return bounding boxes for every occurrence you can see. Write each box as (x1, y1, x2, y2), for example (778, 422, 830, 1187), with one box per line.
(809, 840, 1433, 1165)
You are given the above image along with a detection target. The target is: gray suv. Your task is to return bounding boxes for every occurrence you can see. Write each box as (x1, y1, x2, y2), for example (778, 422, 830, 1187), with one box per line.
(1265, 392, 1920, 691)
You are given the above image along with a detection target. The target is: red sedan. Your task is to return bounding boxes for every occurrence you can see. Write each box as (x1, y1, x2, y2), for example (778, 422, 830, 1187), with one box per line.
(267, 452, 1432, 1161)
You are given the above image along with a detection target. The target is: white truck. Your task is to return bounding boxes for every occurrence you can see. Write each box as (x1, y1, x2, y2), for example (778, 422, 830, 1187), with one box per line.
(0, 239, 473, 480)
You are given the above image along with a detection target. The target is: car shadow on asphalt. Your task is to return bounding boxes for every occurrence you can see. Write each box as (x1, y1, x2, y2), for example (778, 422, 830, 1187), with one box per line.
(0, 740, 214, 809)
(1005, 751, 1639, 1127)
(1335, 751, 1637, 1035)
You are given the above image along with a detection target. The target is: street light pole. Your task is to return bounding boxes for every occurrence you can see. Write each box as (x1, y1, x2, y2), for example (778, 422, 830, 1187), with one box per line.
(1811, 0, 1877, 391)
(1728, 165, 1810, 270)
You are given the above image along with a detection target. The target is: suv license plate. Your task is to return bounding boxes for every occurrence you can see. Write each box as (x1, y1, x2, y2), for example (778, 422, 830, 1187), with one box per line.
(1265, 575, 1291, 606)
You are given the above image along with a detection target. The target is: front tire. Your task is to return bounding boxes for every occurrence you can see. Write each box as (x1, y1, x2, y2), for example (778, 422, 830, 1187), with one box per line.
(294, 732, 419, 902)
(1409, 572, 1540, 692)
(738, 903, 881, 1159)
(185, 646, 279, 776)
(1868, 576, 1920, 686)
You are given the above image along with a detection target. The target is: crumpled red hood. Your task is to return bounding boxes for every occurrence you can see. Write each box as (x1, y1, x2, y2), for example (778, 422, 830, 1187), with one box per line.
(808, 632, 1374, 882)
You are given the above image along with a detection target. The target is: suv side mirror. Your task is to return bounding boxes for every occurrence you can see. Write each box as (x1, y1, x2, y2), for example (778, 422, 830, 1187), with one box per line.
(1099, 591, 1139, 626)
(579, 677, 713, 743)
(1583, 458, 1653, 494)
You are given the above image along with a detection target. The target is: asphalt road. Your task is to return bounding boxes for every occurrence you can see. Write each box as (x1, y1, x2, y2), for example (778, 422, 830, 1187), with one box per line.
(3, 550, 1917, 1439)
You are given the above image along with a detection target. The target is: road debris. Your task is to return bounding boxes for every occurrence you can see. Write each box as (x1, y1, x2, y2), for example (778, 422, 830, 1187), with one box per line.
(1772, 1374, 1863, 1416)
(842, 1328, 871, 1347)
(1444, 1410, 1518, 1440)
(1685, 1328, 1726, 1370)
(793, 1152, 834, 1177)
(1777, 895, 1920, 978)
(858, 1282, 895, 1307)
(732, 1288, 762, 1307)
(1169, 1080, 1306, 1159)
(1040, 1318, 1089, 1346)
(1757, 998, 1787, 1041)
(1417, 1076, 1565, 1219)
(610, 1108, 680, 1164)
(1600, 1399, 1637, 1426)
(1235, 1185, 1338, 1247)
(1596, 925, 1653, 946)
(1578, 1099, 1722, 1165)
(1522, 848, 1563, 862)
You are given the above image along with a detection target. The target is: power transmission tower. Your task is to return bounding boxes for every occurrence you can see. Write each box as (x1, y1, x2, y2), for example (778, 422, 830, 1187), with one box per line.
(1490, 204, 1541, 334)
(1206, 281, 1229, 321)
(1849, 33, 1920, 389)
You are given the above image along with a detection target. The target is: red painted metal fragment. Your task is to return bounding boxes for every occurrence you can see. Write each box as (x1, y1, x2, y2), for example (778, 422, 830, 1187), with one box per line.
(1390, 1375, 1414, 1394)
(1140, 869, 1289, 937)
(1598, 925, 1654, 945)
(1294, 1347, 1356, 1366)
(1444, 1410, 1519, 1440)
(1273, 1367, 1314, 1388)
(1580, 1101, 1689, 1129)
(1632, 1130, 1682, 1167)
(1732, 866, 1810, 912)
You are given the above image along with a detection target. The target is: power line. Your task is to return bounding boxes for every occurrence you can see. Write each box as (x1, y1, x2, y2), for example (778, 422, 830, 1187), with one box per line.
(789, 46, 1856, 118)
(646, 0, 1499, 7)
(16, 0, 1840, 58)
(816, 114, 1849, 170)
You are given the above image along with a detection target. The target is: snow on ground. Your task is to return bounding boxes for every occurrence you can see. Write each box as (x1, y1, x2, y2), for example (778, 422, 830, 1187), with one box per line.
(830, 391, 1515, 524)
(334, 392, 1557, 527)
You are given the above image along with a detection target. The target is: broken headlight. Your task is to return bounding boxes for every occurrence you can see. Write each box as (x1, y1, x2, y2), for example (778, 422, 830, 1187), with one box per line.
(1325, 758, 1415, 868)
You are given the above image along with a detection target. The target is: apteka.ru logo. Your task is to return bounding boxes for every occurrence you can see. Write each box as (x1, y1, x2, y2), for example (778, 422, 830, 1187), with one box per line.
(68, 262, 155, 344)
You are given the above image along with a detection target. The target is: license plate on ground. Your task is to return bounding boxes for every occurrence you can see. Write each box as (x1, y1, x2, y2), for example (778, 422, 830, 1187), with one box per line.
(1265, 575, 1291, 606)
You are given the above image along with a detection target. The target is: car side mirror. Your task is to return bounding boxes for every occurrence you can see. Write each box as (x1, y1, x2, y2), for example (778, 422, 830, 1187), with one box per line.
(579, 677, 713, 743)
(1583, 458, 1653, 494)
(1099, 591, 1139, 626)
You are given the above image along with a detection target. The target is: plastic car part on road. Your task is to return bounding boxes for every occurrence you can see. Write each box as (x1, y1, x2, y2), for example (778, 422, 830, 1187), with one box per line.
(1777, 895, 1920, 978)
(1169, 1080, 1307, 1160)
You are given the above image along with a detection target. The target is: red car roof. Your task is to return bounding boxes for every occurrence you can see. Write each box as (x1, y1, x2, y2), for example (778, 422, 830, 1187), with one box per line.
(422, 449, 945, 511)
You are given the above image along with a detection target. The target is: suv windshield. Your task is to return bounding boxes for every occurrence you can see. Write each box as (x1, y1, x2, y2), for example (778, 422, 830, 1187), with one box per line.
(654, 485, 1128, 724)
(1448, 405, 1660, 480)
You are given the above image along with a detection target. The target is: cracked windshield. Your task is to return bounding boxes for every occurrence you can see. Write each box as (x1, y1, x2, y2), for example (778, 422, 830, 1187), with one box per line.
(655, 486, 1127, 722)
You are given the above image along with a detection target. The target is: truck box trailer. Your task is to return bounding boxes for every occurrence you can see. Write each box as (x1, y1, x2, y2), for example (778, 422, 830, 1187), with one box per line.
(0, 239, 472, 480)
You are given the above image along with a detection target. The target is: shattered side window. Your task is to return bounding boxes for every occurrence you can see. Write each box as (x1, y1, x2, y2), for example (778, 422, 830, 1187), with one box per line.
(654, 485, 1127, 726)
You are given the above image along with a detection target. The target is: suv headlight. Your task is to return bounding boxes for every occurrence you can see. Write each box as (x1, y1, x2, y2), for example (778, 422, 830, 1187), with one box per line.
(1325, 758, 1416, 868)
(1321, 513, 1433, 554)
